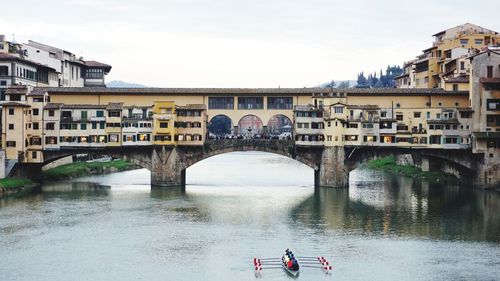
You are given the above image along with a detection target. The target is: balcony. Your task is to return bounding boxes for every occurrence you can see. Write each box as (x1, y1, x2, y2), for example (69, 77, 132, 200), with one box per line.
(90, 116, 106, 122)
(155, 114, 174, 120)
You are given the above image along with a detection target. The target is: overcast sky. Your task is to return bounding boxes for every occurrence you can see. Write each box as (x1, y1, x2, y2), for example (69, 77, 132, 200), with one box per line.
(1, 0, 499, 87)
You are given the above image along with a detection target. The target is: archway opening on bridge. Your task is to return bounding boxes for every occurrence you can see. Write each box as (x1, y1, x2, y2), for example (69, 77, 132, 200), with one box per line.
(208, 115, 233, 138)
(238, 115, 263, 138)
(186, 151, 314, 187)
(267, 114, 292, 138)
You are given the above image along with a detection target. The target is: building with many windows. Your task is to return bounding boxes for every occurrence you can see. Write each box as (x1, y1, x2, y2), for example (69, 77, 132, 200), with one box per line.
(0, 35, 112, 101)
(294, 105, 324, 146)
(394, 23, 500, 90)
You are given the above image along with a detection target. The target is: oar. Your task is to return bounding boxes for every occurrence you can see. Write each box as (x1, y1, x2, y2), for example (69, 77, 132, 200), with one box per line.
(255, 266, 283, 271)
(301, 265, 333, 270)
(297, 256, 325, 259)
(253, 262, 282, 266)
(255, 257, 281, 261)
(300, 260, 330, 264)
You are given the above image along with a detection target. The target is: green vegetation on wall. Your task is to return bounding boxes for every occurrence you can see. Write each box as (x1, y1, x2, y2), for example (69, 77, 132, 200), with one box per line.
(367, 156, 457, 182)
(43, 160, 136, 181)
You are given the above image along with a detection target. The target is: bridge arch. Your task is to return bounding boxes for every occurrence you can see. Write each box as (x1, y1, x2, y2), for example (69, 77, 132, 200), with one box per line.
(267, 114, 292, 136)
(237, 115, 263, 137)
(208, 114, 233, 137)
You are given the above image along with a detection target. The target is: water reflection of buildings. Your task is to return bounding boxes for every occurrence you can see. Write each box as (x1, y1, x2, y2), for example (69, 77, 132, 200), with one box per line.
(289, 175, 499, 242)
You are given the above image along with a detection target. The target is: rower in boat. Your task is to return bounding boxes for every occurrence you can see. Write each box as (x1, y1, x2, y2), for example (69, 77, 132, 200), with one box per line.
(282, 249, 300, 276)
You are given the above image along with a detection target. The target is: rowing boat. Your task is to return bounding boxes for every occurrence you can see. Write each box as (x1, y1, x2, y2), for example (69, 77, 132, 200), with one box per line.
(282, 250, 299, 277)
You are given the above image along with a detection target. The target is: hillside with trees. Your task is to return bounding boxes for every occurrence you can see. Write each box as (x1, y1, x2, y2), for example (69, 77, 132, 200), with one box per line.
(355, 66, 403, 88)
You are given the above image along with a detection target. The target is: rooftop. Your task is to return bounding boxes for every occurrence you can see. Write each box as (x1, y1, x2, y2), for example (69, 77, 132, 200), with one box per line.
(0, 102, 30, 107)
(5, 86, 29, 95)
(61, 104, 107, 109)
(34, 87, 469, 97)
(44, 103, 64, 110)
(176, 104, 206, 110)
(84, 60, 112, 73)
(106, 102, 124, 110)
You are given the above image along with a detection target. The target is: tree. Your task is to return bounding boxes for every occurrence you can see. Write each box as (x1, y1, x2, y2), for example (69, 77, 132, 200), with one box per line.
(356, 72, 369, 88)
(338, 81, 350, 89)
(326, 80, 336, 88)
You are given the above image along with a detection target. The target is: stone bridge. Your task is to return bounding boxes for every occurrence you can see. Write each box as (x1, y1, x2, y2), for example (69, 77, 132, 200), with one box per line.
(19, 140, 491, 188)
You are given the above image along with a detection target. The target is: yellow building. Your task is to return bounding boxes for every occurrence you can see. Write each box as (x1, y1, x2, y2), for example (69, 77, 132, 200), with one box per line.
(152, 101, 176, 145)
(105, 103, 123, 146)
(396, 23, 500, 89)
(175, 105, 207, 146)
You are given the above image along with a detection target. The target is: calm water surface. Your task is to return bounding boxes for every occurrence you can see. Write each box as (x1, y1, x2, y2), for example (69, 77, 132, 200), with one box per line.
(0, 152, 499, 281)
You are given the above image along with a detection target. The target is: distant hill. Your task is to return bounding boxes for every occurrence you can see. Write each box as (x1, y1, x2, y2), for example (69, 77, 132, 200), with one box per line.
(106, 80, 147, 88)
(320, 80, 357, 88)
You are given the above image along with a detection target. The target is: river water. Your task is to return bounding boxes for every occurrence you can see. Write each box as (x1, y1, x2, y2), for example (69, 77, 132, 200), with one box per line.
(0, 152, 499, 281)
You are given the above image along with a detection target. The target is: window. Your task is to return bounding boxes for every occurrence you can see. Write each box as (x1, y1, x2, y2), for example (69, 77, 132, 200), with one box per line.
(487, 66, 493, 78)
(208, 97, 234, 109)
(32, 152, 37, 159)
(238, 97, 264, 109)
(108, 111, 120, 117)
(453, 84, 459, 91)
(85, 68, 104, 79)
(429, 135, 442, 144)
(381, 111, 387, 118)
(475, 39, 483, 45)
(81, 123, 87, 130)
(106, 123, 121, 128)
(267, 97, 293, 109)
(108, 134, 119, 142)
(396, 114, 403, 121)
(160, 122, 168, 128)
(334, 106, 343, 114)
(92, 122, 97, 129)
(154, 135, 171, 141)
(6, 141, 16, 147)
(81, 111, 88, 119)
(137, 134, 150, 141)
(45, 137, 57, 145)
(487, 99, 500, 110)
(33, 108, 39, 116)
(30, 137, 41, 146)
(396, 103, 401, 108)
(0, 66, 8, 76)
(8, 124, 14, 130)
(362, 123, 374, 129)
(460, 39, 468, 45)
(413, 112, 421, 118)
(344, 135, 358, 141)
(99, 122, 105, 129)
(62, 111, 72, 118)
(48, 110, 55, 117)
(8, 108, 14, 115)
(33, 122, 39, 130)
(96, 110, 104, 117)
(379, 122, 392, 129)
(46, 122, 55, 130)
(426, 112, 431, 119)
(444, 137, 458, 144)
